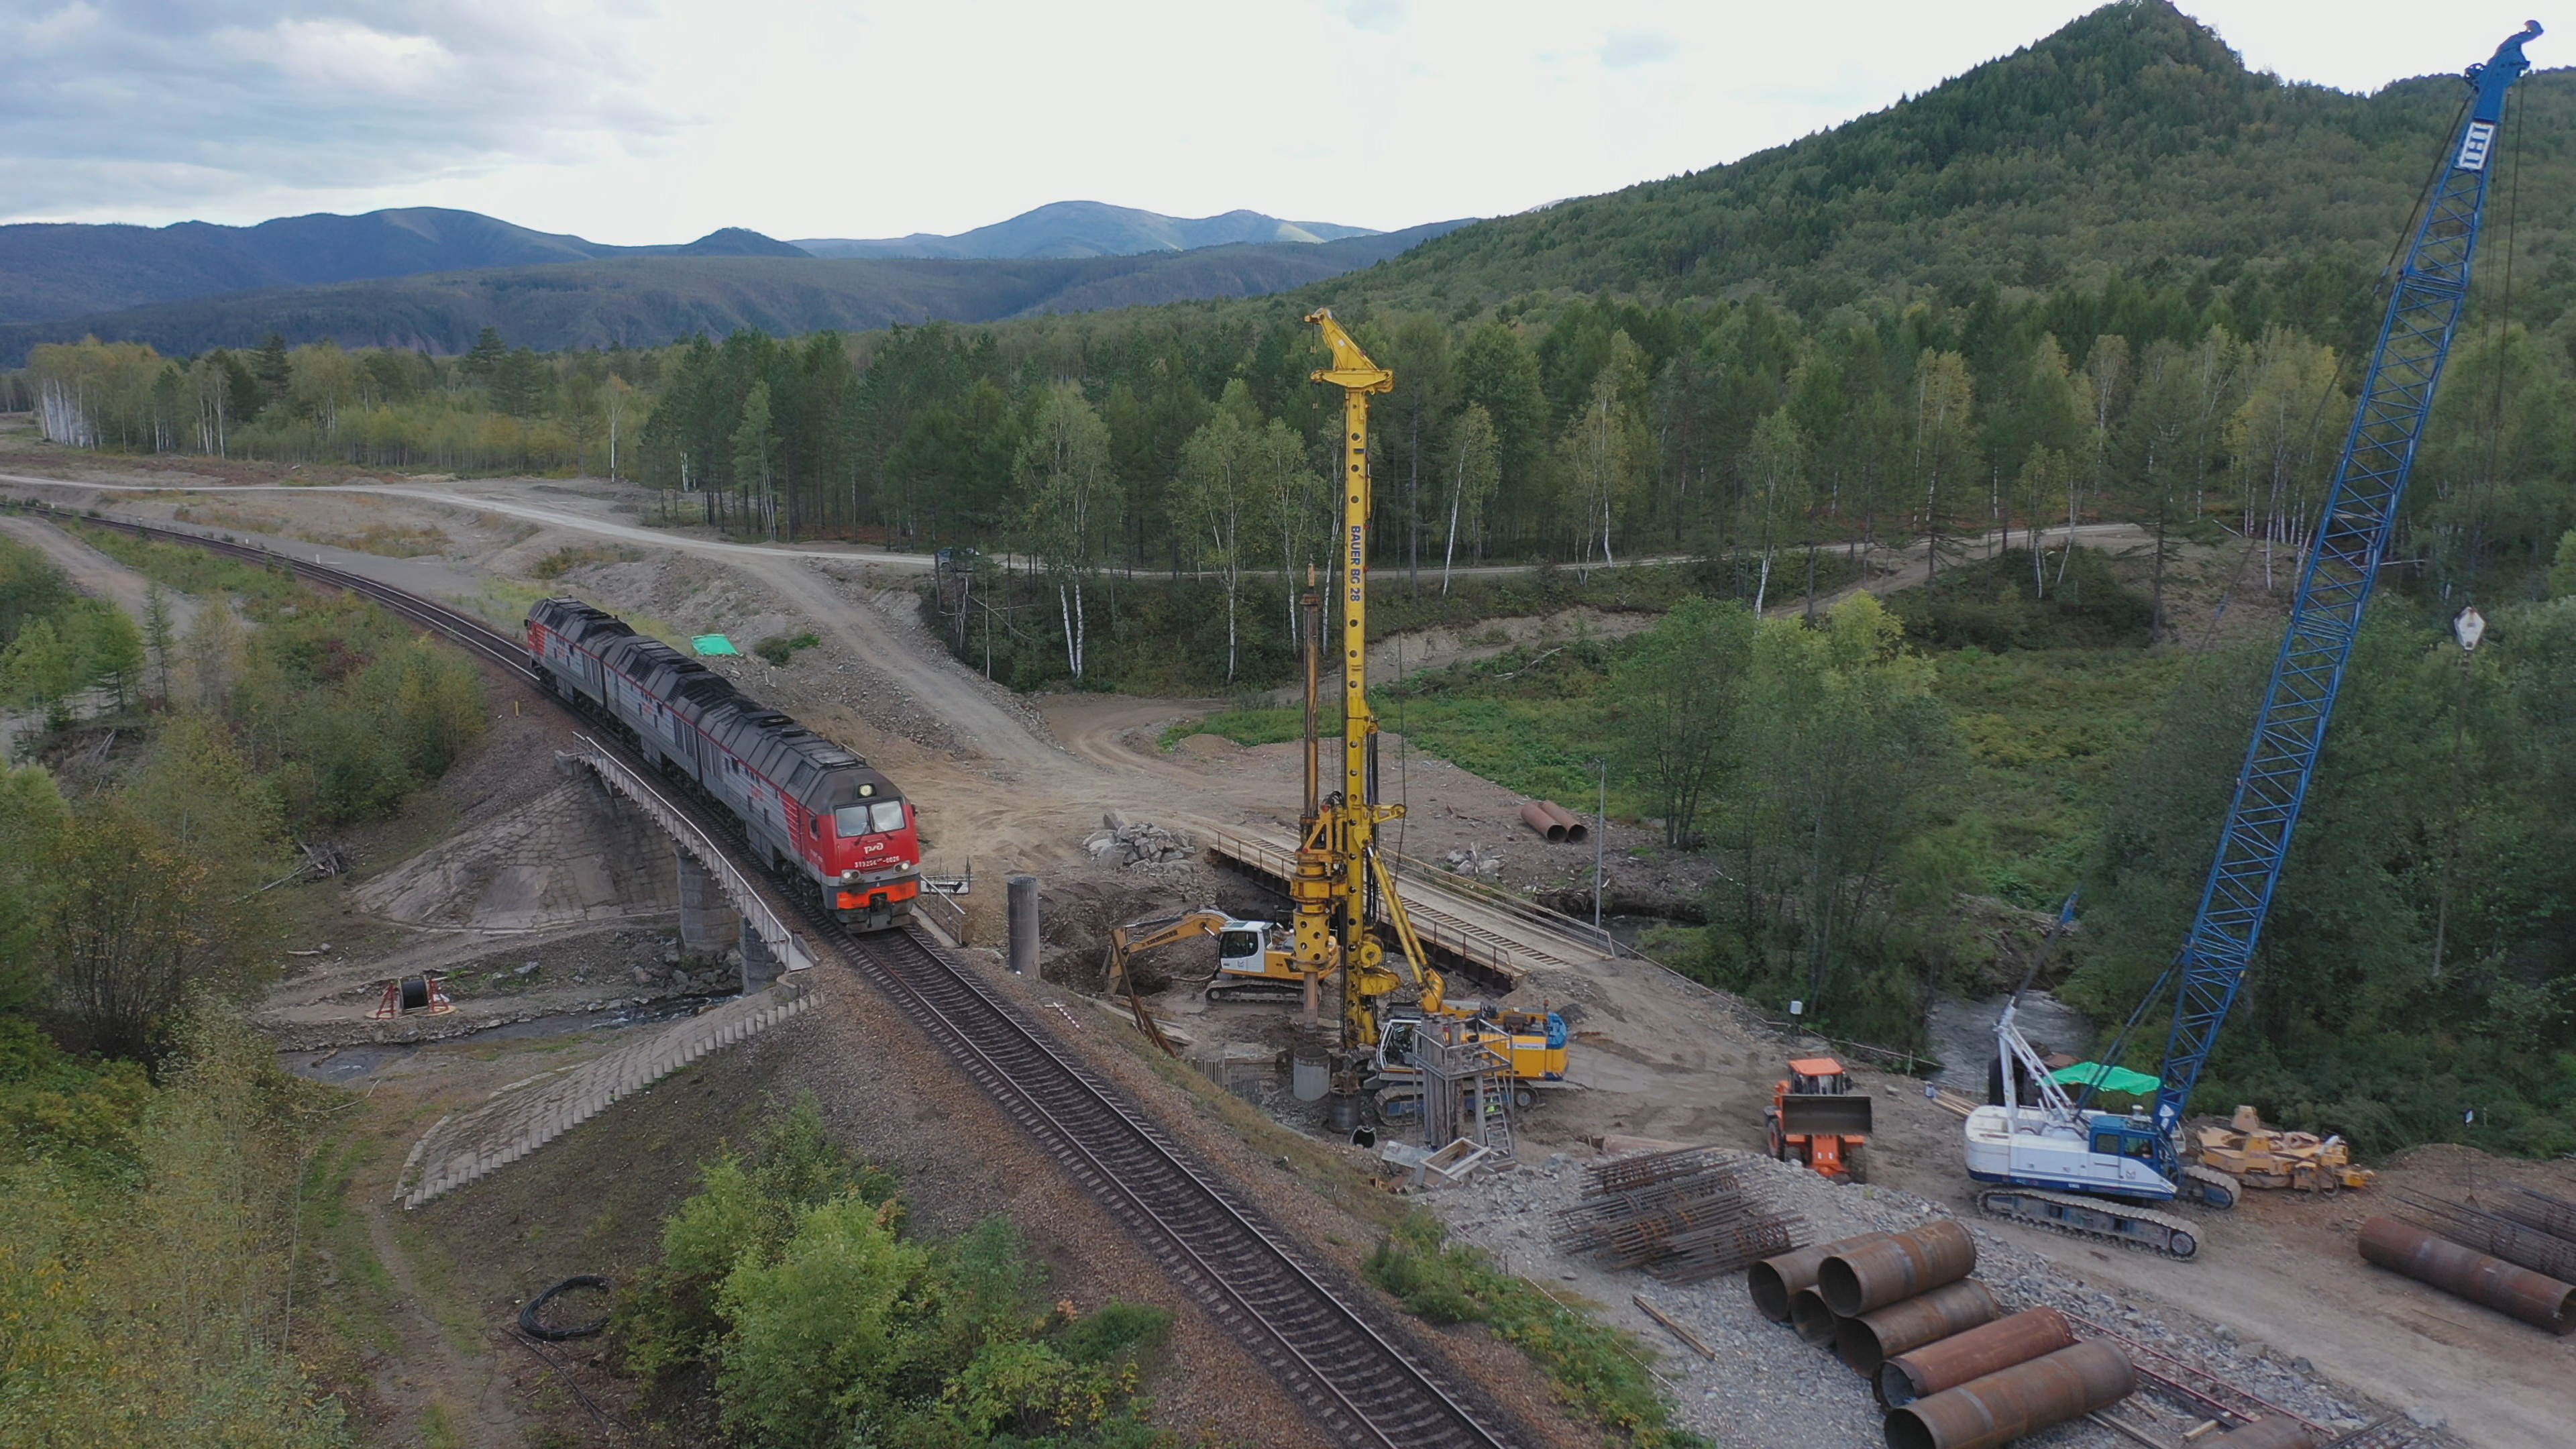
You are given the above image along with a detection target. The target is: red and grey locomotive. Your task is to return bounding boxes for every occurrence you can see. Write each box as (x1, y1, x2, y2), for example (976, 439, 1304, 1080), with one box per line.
(525, 598, 922, 930)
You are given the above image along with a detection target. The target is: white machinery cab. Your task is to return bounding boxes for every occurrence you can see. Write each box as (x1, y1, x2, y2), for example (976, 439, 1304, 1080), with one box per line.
(1214, 920, 1284, 979)
(1964, 1105, 2179, 1200)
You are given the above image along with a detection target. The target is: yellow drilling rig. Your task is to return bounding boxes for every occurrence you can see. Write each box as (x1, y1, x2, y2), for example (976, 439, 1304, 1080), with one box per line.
(1290, 311, 1566, 1102)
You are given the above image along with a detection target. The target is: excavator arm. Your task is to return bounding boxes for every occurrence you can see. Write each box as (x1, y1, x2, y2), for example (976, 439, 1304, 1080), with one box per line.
(1104, 910, 1231, 995)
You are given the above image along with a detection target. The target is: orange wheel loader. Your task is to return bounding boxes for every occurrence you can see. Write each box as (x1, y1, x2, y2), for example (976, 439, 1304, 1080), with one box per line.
(1766, 1057, 1873, 1183)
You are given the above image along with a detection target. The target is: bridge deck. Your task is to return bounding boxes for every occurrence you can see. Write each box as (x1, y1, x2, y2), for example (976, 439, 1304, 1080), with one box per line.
(1199, 826, 1617, 994)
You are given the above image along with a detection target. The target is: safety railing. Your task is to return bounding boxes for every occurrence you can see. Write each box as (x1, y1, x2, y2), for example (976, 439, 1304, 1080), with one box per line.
(561, 737, 814, 973)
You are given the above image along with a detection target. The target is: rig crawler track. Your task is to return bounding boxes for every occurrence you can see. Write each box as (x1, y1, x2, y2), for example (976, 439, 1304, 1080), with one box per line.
(29, 504, 1514, 1449)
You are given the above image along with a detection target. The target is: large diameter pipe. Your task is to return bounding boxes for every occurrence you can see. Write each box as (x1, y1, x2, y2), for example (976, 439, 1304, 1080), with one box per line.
(1539, 799, 1590, 842)
(1879, 1307, 2076, 1407)
(1820, 1218, 1978, 1317)
(1520, 802, 1568, 842)
(1883, 1339, 2134, 1449)
(2210, 1417, 2318, 1449)
(1836, 1279, 2001, 1377)
(2357, 1216, 2575, 1334)
(1788, 1287, 1842, 1345)
(1751, 1232, 1893, 1323)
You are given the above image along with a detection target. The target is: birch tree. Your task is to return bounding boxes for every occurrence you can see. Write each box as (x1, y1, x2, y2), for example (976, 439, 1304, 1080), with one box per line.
(1177, 400, 1260, 682)
(1015, 382, 1120, 682)
(1442, 404, 1499, 596)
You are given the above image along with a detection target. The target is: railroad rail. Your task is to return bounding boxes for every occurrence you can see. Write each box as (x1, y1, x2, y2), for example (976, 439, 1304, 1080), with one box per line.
(24, 501, 1517, 1449)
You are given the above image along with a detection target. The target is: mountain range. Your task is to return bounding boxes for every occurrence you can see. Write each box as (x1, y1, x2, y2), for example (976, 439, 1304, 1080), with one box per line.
(0, 221, 1467, 364)
(0, 201, 1386, 329)
(794, 201, 1375, 259)
(0, 209, 814, 326)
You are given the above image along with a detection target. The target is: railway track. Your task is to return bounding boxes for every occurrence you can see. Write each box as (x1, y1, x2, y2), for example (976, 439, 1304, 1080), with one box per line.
(26, 503, 1515, 1449)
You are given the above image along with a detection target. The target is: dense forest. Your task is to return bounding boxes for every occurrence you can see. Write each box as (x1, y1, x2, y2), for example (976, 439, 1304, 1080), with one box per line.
(7, 1, 2573, 1154)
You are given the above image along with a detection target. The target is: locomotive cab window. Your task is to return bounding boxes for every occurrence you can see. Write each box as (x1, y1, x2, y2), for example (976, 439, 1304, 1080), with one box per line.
(835, 801, 906, 837)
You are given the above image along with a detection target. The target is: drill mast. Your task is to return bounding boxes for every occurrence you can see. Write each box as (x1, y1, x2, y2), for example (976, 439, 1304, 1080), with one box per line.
(1293, 309, 1438, 1047)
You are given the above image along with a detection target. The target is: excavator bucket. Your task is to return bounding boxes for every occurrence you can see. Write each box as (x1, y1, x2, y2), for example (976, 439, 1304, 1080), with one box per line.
(1780, 1092, 1874, 1138)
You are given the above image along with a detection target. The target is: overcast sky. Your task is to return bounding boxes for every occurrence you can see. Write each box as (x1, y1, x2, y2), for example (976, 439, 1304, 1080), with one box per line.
(1, 3, 2553, 243)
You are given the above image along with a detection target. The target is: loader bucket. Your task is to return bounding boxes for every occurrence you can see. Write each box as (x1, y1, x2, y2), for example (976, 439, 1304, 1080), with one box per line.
(1780, 1092, 1874, 1138)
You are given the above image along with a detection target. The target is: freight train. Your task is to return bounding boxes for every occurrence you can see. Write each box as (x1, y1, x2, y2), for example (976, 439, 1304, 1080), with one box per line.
(525, 598, 922, 930)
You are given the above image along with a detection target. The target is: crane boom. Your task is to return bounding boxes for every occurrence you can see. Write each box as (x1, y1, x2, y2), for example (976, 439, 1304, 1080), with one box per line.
(2151, 21, 2541, 1152)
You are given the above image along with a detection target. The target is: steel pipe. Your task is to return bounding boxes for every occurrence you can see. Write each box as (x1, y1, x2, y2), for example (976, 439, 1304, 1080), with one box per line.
(2209, 1417, 2317, 1449)
(1788, 1287, 1842, 1344)
(1882, 1339, 2134, 1449)
(1878, 1307, 2076, 1407)
(1538, 800, 1589, 842)
(1819, 1218, 1977, 1317)
(2357, 1216, 2575, 1333)
(1835, 1279, 2000, 1376)
(1750, 1232, 1892, 1323)
(1520, 802, 1567, 842)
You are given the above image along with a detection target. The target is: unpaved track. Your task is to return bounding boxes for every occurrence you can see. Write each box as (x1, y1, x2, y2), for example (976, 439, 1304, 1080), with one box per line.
(0, 513, 203, 632)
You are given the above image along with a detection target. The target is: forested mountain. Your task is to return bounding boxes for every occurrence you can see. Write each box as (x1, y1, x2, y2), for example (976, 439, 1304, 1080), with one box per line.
(1340, 0, 2576, 331)
(796, 201, 1377, 259)
(0, 222, 1467, 366)
(0, 208, 810, 325)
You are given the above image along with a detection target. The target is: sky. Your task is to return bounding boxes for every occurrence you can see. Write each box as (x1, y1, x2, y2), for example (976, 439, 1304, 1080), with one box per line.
(1, 2, 2555, 243)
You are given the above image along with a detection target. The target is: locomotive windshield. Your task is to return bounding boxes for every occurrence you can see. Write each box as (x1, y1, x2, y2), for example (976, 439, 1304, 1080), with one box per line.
(835, 801, 907, 837)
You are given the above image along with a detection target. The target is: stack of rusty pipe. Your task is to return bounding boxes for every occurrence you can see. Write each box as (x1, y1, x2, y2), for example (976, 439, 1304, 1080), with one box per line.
(1881, 1339, 2135, 1449)
(1747, 1220, 2137, 1448)
(1519, 800, 1588, 842)
(2357, 1216, 2576, 1334)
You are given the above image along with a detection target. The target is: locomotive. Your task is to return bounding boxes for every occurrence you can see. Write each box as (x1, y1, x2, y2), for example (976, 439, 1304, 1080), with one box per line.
(524, 598, 922, 930)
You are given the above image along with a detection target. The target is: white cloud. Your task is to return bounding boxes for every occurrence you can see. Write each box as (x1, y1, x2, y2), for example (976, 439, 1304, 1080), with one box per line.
(0, 3, 2552, 245)
(1599, 28, 1678, 69)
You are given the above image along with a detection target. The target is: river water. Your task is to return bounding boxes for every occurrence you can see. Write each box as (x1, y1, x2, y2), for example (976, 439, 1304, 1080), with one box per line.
(1922, 989, 2096, 1090)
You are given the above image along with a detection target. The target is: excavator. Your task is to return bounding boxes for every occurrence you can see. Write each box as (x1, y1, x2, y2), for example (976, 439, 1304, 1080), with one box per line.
(1295, 311, 1570, 1105)
(1103, 909, 1328, 1005)
(1965, 22, 2544, 1262)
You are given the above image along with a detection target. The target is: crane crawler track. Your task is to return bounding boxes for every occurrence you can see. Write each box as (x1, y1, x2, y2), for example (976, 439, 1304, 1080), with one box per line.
(28, 504, 1517, 1449)
(1978, 1187, 2201, 1260)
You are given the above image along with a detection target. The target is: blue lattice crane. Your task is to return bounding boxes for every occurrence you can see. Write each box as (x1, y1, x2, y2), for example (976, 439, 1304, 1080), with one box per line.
(1964, 22, 2542, 1260)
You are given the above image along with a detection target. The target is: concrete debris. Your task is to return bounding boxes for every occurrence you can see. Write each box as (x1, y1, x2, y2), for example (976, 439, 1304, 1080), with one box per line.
(1442, 843, 1504, 879)
(1083, 820, 1194, 867)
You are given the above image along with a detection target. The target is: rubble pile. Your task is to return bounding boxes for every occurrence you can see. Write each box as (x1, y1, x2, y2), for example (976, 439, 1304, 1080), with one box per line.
(1085, 812, 1194, 867)
(1442, 843, 1503, 879)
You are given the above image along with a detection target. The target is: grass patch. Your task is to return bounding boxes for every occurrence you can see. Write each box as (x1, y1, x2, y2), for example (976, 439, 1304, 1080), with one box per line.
(68, 519, 306, 603)
(392, 1218, 490, 1358)
(1929, 646, 2182, 908)
(529, 543, 643, 578)
(1366, 1211, 1705, 1447)
(302, 523, 448, 558)
(753, 630, 820, 666)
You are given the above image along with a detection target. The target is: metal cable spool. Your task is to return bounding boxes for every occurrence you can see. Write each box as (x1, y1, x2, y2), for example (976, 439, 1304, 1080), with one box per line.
(398, 976, 432, 1011)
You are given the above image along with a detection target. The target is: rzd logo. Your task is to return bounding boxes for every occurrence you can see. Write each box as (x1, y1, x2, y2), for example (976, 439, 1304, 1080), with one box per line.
(2457, 121, 2496, 172)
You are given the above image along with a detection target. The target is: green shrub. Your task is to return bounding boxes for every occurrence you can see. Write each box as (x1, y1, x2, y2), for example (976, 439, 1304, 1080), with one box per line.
(1363, 1210, 1705, 1448)
(614, 1095, 1171, 1446)
(753, 631, 820, 667)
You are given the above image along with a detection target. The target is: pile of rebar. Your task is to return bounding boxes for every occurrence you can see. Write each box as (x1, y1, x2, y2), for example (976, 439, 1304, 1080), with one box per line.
(2396, 1189, 2576, 1281)
(1552, 1146, 1801, 1283)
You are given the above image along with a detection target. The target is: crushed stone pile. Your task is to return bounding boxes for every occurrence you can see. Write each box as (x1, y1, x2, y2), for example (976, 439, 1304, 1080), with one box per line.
(1442, 843, 1503, 879)
(1085, 812, 1193, 867)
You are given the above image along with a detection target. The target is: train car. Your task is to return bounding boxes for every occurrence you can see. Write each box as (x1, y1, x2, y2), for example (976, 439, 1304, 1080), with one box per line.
(525, 598, 922, 930)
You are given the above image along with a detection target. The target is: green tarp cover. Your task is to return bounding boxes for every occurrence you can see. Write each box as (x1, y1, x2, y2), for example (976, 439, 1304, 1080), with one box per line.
(691, 634, 739, 656)
(2051, 1062, 2160, 1095)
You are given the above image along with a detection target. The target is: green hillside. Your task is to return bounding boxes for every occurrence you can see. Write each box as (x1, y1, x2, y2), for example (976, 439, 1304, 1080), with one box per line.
(1339, 0, 2576, 333)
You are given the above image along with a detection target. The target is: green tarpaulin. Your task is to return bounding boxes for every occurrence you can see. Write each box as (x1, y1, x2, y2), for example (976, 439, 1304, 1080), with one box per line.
(691, 634, 739, 656)
(2050, 1062, 2160, 1095)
